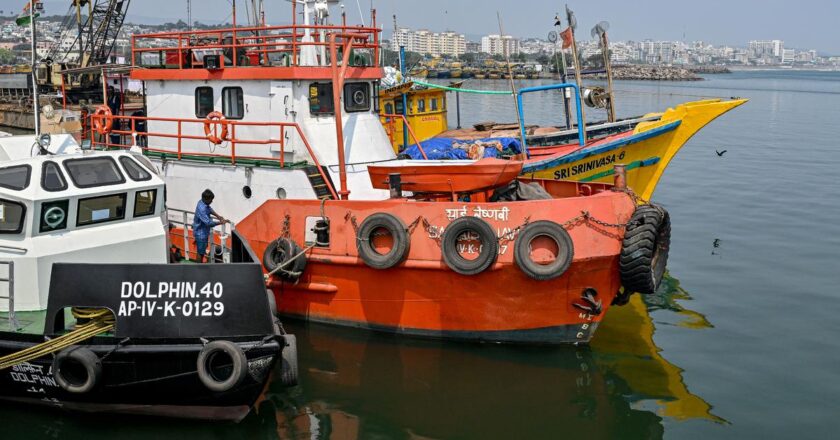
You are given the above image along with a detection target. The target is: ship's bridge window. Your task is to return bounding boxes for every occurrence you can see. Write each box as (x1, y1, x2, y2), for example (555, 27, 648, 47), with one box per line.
(64, 157, 125, 189)
(119, 156, 152, 182)
(0, 165, 31, 191)
(343, 82, 370, 112)
(134, 189, 157, 217)
(431, 98, 438, 111)
(417, 99, 426, 113)
(309, 83, 335, 115)
(222, 87, 245, 119)
(384, 102, 394, 114)
(77, 193, 126, 226)
(41, 161, 67, 192)
(0, 199, 26, 234)
(395, 100, 404, 114)
(195, 86, 214, 118)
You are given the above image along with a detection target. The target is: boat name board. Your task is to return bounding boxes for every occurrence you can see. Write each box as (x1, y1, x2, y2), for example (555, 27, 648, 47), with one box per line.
(445, 205, 510, 222)
(46, 264, 274, 339)
(118, 282, 225, 318)
(553, 151, 626, 180)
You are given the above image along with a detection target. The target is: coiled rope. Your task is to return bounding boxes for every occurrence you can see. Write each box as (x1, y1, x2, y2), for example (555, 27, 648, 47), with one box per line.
(0, 308, 115, 370)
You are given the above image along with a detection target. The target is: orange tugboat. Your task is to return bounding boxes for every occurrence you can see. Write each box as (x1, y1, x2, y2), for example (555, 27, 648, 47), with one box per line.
(238, 161, 669, 344)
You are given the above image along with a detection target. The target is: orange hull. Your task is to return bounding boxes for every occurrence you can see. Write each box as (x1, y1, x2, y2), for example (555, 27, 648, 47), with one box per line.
(368, 159, 524, 194)
(236, 180, 636, 344)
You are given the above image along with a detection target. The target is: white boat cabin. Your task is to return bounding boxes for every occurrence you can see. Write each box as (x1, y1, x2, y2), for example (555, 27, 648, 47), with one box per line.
(0, 137, 166, 311)
(98, 0, 397, 223)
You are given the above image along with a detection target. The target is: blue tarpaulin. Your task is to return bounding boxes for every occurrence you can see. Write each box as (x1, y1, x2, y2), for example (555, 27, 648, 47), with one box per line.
(403, 137, 522, 160)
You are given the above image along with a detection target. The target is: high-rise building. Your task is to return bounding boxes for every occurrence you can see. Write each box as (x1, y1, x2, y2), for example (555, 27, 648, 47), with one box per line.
(391, 27, 466, 57)
(480, 35, 521, 56)
(748, 40, 784, 60)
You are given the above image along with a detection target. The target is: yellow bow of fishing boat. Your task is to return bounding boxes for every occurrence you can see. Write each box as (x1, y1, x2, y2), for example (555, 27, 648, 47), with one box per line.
(523, 97, 748, 200)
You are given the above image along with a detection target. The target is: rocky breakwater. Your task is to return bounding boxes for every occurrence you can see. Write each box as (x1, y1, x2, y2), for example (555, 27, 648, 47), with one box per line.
(609, 65, 701, 81)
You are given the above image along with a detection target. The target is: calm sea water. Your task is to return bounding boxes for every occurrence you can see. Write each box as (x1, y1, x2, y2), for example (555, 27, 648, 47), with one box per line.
(2, 70, 840, 439)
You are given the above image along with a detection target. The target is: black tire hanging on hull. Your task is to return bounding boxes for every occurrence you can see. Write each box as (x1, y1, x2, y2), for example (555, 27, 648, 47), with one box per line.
(279, 334, 299, 387)
(263, 238, 307, 281)
(53, 346, 102, 394)
(514, 220, 574, 281)
(356, 213, 411, 270)
(619, 205, 671, 294)
(196, 340, 248, 393)
(441, 216, 499, 275)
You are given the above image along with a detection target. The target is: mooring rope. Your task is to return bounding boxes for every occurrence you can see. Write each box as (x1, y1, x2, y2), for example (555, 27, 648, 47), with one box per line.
(0, 308, 115, 370)
(413, 80, 514, 95)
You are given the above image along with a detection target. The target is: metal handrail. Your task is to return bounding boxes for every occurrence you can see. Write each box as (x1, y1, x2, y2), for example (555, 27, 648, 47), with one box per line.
(166, 207, 234, 264)
(0, 261, 19, 331)
(516, 83, 586, 156)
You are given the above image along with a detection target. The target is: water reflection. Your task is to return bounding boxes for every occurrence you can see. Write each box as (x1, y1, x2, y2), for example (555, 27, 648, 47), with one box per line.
(254, 273, 719, 439)
(0, 274, 717, 439)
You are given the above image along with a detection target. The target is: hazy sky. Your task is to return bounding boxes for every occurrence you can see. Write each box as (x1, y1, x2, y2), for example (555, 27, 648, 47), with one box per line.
(36, 0, 840, 54)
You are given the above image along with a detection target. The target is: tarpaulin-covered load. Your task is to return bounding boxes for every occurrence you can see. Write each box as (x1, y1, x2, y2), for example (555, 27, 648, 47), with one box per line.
(403, 137, 522, 160)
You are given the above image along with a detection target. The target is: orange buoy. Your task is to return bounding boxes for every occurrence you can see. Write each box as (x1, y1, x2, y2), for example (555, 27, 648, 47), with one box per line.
(91, 105, 113, 135)
(204, 111, 229, 144)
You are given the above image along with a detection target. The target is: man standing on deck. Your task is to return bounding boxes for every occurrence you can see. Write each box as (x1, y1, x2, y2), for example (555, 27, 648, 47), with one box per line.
(192, 189, 227, 263)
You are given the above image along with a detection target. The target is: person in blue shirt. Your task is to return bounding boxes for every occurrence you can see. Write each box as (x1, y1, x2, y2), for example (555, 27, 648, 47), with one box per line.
(192, 189, 227, 263)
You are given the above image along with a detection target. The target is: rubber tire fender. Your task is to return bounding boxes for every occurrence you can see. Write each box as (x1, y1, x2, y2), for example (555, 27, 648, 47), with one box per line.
(441, 216, 499, 276)
(279, 334, 299, 387)
(514, 220, 574, 281)
(53, 346, 102, 394)
(263, 238, 307, 280)
(356, 213, 411, 270)
(196, 340, 248, 393)
(619, 205, 671, 294)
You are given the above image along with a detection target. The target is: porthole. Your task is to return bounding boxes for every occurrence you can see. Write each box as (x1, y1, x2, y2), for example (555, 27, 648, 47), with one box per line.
(242, 185, 252, 199)
(276, 187, 287, 199)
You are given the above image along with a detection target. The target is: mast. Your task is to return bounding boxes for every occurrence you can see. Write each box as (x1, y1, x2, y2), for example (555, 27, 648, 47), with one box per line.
(600, 30, 616, 122)
(566, 5, 586, 140)
(498, 12, 523, 153)
(76, 1, 84, 63)
(29, 1, 40, 136)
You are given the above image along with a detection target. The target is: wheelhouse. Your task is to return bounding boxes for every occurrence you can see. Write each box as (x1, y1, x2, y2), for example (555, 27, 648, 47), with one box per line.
(0, 150, 167, 311)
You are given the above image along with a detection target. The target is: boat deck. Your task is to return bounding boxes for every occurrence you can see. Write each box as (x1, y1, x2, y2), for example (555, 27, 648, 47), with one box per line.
(0, 310, 75, 335)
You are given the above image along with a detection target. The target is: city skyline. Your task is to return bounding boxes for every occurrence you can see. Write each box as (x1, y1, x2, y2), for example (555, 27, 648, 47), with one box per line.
(23, 0, 840, 55)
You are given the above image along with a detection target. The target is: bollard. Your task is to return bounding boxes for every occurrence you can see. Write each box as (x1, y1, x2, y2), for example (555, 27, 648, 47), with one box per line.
(388, 173, 403, 199)
(613, 164, 627, 189)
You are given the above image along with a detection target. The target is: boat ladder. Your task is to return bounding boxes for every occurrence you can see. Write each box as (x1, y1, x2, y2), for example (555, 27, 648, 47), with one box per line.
(0, 261, 20, 332)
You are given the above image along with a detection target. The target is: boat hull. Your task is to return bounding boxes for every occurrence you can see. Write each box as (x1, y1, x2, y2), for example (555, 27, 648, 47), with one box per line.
(237, 184, 636, 345)
(523, 98, 747, 199)
(0, 336, 281, 421)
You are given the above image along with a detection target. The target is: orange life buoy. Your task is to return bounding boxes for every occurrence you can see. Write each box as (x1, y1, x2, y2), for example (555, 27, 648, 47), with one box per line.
(204, 111, 229, 145)
(91, 105, 113, 135)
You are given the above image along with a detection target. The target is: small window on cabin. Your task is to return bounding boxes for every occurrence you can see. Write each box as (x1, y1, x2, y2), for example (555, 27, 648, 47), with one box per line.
(77, 193, 127, 226)
(417, 99, 426, 113)
(431, 98, 438, 111)
(395, 100, 405, 114)
(222, 87, 245, 119)
(442, 95, 447, 110)
(195, 86, 214, 118)
(119, 156, 152, 182)
(0, 165, 31, 191)
(309, 82, 335, 115)
(64, 157, 125, 189)
(407, 100, 414, 114)
(39, 199, 69, 233)
(343, 82, 370, 112)
(134, 189, 157, 218)
(42, 161, 67, 191)
(0, 199, 26, 234)
(384, 102, 394, 114)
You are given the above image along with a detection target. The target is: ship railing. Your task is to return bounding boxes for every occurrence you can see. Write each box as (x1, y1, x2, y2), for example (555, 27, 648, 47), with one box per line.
(131, 23, 380, 70)
(0, 261, 20, 331)
(166, 207, 235, 264)
(380, 113, 429, 160)
(86, 113, 338, 200)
